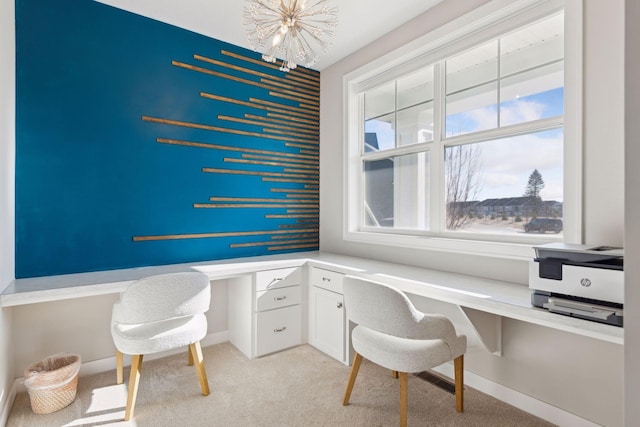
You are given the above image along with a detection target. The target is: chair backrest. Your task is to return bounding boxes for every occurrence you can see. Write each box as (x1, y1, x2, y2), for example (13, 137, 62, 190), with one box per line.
(113, 272, 211, 324)
(343, 275, 425, 339)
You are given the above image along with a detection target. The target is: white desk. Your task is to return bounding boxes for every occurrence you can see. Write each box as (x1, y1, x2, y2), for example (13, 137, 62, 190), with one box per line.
(1, 251, 623, 350)
(0, 253, 311, 306)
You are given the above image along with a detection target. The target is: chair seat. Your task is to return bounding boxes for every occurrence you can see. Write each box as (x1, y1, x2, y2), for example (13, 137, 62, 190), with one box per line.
(352, 325, 467, 373)
(112, 313, 207, 355)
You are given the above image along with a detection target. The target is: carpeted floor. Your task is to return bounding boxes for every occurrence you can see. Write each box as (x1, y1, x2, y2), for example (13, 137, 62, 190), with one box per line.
(7, 342, 555, 426)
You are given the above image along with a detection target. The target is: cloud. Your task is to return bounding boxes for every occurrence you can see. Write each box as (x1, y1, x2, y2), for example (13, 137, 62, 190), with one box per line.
(500, 100, 546, 126)
(478, 131, 563, 175)
(540, 180, 563, 201)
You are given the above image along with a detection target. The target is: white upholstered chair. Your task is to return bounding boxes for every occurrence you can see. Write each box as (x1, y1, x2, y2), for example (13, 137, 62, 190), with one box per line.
(342, 276, 467, 427)
(111, 272, 211, 420)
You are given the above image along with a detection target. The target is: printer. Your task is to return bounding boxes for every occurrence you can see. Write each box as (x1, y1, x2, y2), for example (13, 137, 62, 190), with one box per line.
(529, 243, 623, 327)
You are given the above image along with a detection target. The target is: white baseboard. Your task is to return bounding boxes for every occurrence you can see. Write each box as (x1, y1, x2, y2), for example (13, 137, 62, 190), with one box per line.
(200, 330, 229, 349)
(12, 331, 229, 395)
(1, 378, 19, 427)
(431, 363, 599, 427)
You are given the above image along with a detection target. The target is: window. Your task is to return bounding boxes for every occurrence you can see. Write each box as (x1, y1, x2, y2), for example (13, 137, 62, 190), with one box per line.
(345, 0, 580, 258)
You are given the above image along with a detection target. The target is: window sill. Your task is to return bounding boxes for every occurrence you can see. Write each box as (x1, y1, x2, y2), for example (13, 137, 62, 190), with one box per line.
(343, 229, 563, 261)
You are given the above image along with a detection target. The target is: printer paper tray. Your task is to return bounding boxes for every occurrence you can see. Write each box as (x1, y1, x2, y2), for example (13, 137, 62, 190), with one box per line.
(543, 297, 621, 321)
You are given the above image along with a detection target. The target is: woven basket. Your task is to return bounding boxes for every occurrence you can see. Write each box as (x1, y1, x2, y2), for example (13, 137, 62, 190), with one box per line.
(24, 353, 81, 415)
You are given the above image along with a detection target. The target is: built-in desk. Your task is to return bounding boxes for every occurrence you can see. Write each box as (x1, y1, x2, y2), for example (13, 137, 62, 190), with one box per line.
(1, 251, 623, 352)
(0, 253, 311, 307)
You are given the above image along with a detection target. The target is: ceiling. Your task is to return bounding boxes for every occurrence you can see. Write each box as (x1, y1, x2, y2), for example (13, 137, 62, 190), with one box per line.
(96, 0, 443, 71)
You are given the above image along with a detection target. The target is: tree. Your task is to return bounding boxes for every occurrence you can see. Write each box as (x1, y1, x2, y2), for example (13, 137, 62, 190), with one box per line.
(524, 169, 544, 217)
(524, 169, 545, 199)
(446, 145, 483, 230)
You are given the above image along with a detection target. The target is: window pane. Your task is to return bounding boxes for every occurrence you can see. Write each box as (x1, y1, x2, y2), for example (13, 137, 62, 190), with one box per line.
(500, 13, 564, 77)
(397, 101, 434, 145)
(446, 38, 498, 137)
(446, 40, 498, 94)
(500, 63, 564, 126)
(364, 113, 395, 153)
(364, 152, 430, 230)
(445, 82, 498, 137)
(397, 66, 434, 110)
(445, 129, 563, 236)
(364, 81, 395, 120)
(499, 12, 564, 126)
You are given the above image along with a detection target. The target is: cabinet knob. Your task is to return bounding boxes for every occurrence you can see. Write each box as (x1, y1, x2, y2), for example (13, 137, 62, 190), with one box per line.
(273, 326, 287, 333)
(337, 302, 343, 309)
(322, 277, 331, 282)
(274, 296, 287, 301)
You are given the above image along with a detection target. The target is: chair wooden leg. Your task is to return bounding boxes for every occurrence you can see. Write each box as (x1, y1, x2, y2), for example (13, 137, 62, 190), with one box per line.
(454, 355, 464, 413)
(125, 354, 143, 421)
(189, 342, 210, 396)
(116, 350, 124, 385)
(343, 352, 363, 406)
(399, 372, 408, 427)
(188, 345, 194, 366)
(392, 370, 399, 379)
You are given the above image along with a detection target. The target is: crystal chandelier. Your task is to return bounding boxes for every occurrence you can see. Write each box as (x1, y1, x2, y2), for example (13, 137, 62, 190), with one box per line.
(243, 0, 338, 72)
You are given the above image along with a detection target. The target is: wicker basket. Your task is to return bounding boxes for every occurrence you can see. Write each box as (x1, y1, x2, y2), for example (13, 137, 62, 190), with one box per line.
(24, 353, 81, 415)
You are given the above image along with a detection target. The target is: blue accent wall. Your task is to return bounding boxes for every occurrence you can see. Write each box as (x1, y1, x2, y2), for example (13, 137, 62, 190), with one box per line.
(16, 0, 320, 278)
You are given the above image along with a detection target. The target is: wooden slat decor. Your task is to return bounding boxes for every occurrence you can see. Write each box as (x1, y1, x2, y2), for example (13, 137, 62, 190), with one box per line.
(239, 155, 318, 166)
(220, 50, 320, 84)
(133, 228, 319, 242)
(134, 47, 320, 255)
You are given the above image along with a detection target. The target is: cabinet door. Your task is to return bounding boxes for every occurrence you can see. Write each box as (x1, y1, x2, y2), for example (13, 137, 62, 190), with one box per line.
(309, 285, 345, 362)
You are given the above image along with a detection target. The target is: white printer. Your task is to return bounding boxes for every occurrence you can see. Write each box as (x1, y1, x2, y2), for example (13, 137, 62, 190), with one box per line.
(529, 243, 623, 327)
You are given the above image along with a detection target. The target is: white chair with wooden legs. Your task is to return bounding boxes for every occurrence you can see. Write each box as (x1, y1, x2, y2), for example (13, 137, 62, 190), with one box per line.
(111, 272, 211, 421)
(342, 276, 467, 427)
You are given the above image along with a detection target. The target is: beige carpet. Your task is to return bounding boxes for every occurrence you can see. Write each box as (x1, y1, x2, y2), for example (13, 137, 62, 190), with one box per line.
(7, 343, 554, 426)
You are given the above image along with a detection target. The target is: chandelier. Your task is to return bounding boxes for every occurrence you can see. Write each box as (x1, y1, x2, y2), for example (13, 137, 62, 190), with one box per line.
(243, 0, 338, 72)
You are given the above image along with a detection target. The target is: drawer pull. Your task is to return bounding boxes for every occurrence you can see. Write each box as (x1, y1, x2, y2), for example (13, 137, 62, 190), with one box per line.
(337, 302, 343, 309)
(273, 326, 287, 333)
(322, 277, 331, 282)
(267, 277, 285, 288)
(274, 296, 287, 301)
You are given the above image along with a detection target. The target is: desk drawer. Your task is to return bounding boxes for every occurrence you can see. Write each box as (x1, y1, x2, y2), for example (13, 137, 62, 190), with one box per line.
(256, 285, 301, 312)
(309, 267, 344, 294)
(255, 267, 301, 291)
(256, 305, 302, 357)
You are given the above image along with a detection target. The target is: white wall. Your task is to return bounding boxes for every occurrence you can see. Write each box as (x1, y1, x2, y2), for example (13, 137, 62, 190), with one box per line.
(320, 0, 625, 425)
(0, 0, 16, 421)
(583, 0, 625, 246)
(625, 0, 640, 425)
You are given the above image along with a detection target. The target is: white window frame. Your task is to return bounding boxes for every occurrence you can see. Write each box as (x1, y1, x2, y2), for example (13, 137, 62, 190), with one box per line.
(343, 0, 582, 260)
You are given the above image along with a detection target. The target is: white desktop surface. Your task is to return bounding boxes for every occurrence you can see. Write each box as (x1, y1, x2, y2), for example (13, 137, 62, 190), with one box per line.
(1, 251, 623, 345)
